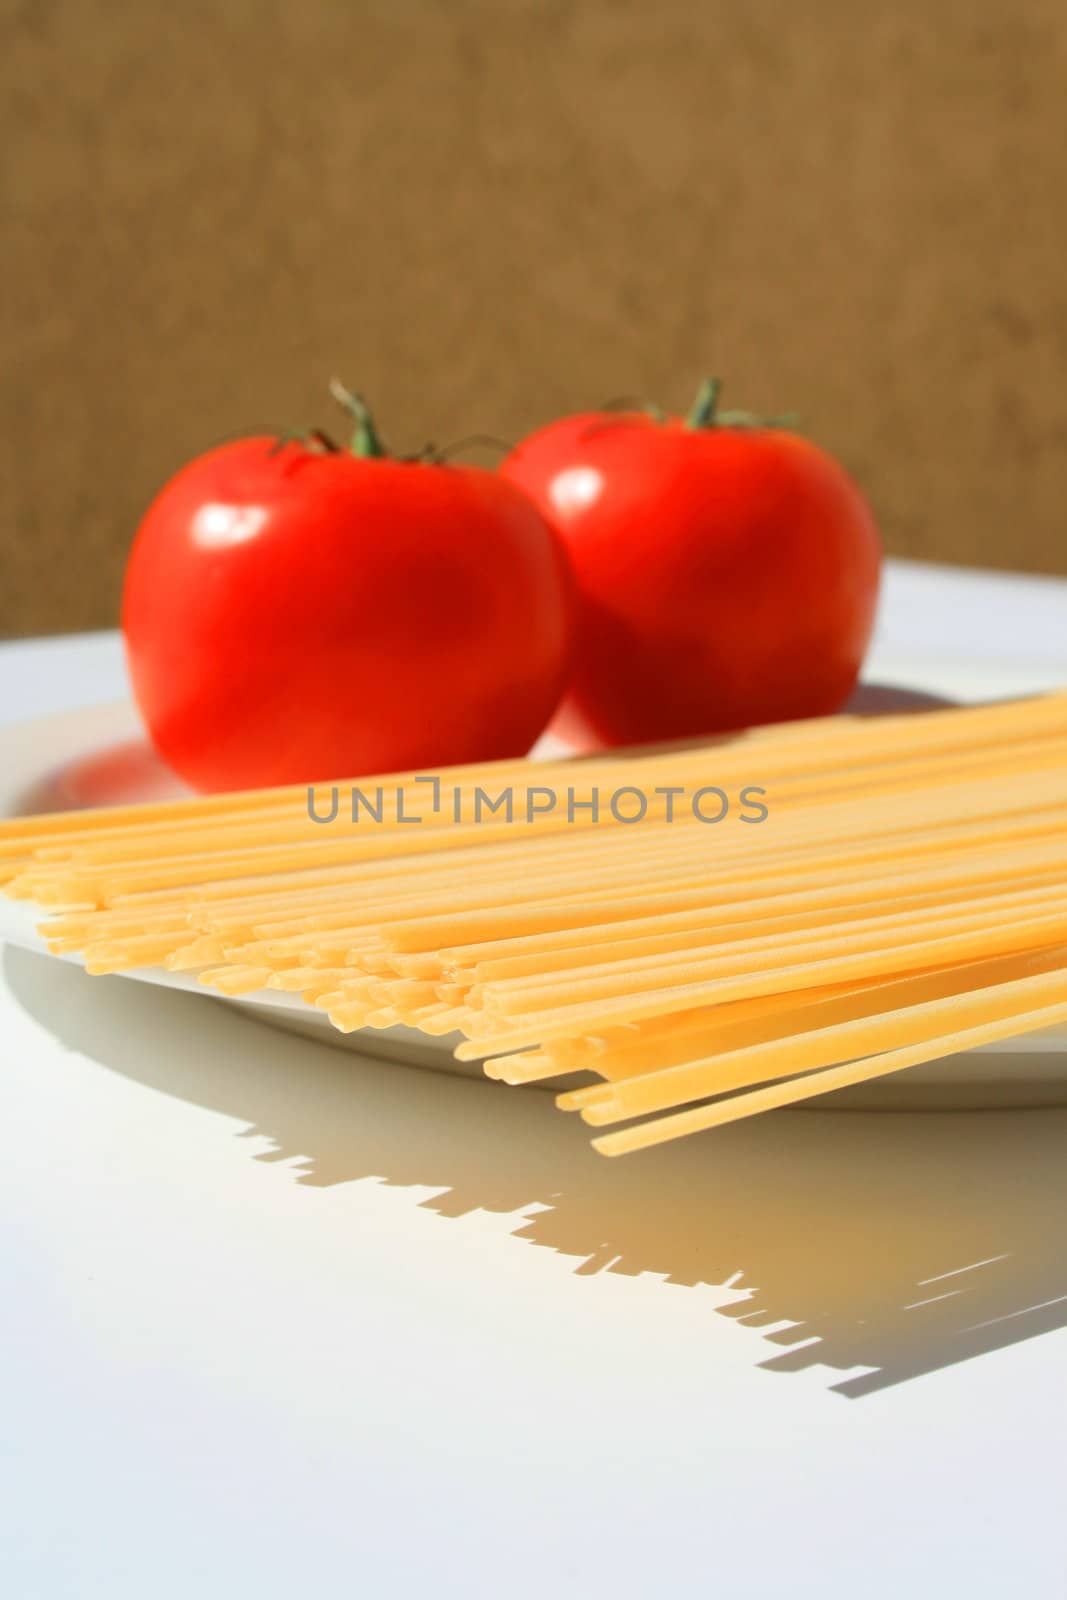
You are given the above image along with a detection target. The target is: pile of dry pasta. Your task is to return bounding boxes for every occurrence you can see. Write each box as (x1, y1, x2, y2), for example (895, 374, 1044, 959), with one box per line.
(3, 690, 1067, 1155)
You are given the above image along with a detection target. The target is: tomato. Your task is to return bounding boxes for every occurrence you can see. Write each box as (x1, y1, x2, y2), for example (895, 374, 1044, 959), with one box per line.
(500, 381, 882, 750)
(123, 393, 575, 791)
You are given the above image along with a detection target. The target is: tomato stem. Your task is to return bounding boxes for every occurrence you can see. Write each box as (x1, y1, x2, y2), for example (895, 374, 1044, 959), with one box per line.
(599, 395, 669, 423)
(329, 379, 388, 458)
(686, 377, 723, 429)
(268, 428, 340, 457)
(685, 376, 800, 432)
(429, 434, 516, 463)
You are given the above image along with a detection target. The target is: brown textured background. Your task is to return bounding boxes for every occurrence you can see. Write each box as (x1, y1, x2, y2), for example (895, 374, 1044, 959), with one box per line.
(3, 0, 1066, 637)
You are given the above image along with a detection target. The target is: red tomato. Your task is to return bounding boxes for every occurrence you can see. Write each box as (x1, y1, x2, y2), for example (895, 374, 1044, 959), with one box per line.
(501, 383, 882, 750)
(123, 409, 575, 792)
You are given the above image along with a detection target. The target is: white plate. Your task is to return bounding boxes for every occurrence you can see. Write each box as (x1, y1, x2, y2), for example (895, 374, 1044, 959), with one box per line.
(1, 695, 1065, 1110)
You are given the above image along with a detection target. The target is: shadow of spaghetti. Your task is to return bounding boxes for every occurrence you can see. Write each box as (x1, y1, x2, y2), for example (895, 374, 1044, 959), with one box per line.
(7, 943, 1066, 1399)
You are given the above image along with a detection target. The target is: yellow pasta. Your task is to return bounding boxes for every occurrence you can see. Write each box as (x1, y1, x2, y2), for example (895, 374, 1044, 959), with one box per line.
(3, 689, 1067, 1154)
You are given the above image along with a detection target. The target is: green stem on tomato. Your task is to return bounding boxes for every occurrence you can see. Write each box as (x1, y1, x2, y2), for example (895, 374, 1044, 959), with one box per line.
(329, 379, 389, 458)
(685, 376, 799, 432)
(685, 377, 723, 429)
(599, 395, 670, 423)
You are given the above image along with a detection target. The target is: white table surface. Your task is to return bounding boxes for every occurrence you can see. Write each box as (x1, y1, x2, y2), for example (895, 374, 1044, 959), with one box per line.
(2, 560, 1066, 1598)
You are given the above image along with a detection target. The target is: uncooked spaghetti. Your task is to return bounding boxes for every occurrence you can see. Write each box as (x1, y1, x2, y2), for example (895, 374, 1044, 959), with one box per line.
(3, 691, 1067, 1154)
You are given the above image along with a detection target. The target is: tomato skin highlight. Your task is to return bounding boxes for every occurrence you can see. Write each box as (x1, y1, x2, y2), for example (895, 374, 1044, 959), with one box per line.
(501, 412, 882, 750)
(123, 438, 575, 791)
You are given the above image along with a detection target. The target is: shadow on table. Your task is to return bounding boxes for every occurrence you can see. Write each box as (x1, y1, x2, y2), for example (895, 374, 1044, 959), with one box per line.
(7, 943, 1066, 1400)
